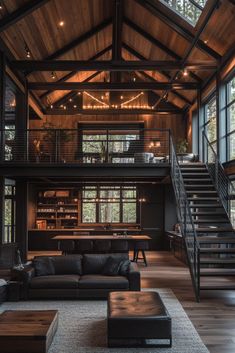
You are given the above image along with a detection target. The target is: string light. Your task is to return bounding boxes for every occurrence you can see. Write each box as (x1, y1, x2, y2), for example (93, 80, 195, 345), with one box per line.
(183, 68, 188, 77)
(69, 98, 73, 102)
(51, 72, 56, 80)
(59, 20, 65, 27)
(25, 44, 31, 58)
(121, 92, 144, 107)
(83, 91, 109, 108)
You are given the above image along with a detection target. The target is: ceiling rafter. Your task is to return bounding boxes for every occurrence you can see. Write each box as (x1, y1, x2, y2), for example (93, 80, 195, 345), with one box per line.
(28, 81, 198, 91)
(153, 0, 220, 110)
(134, 0, 221, 61)
(39, 45, 112, 100)
(26, 17, 112, 76)
(13, 60, 217, 72)
(0, 0, 51, 33)
(124, 17, 202, 83)
(45, 107, 184, 115)
(51, 71, 102, 107)
(122, 43, 194, 106)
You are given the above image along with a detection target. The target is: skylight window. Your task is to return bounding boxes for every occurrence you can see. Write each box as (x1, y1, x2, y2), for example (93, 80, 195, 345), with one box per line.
(160, 0, 208, 26)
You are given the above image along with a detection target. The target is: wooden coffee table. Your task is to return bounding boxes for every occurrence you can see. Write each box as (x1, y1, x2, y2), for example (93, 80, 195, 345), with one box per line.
(0, 310, 58, 353)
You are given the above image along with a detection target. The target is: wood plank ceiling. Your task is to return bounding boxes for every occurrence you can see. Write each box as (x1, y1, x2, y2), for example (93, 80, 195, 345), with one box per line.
(0, 0, 234, 114)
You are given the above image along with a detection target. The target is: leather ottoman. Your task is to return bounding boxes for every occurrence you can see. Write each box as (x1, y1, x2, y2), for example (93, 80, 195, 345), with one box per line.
(107, 291, 172, 347)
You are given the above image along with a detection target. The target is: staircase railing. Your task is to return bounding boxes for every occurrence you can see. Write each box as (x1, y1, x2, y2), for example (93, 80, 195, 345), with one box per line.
(202, 131, 235, 214)
(170, 135, 200, 301)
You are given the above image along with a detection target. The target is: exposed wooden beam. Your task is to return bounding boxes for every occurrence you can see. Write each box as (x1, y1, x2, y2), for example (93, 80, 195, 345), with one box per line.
(112, 0, 123, 60)
(124, 17, 202, 83)
(0, 0, 51, 33)
(111, 0, 123, 99)
(47, 18, 112, 61)
(52, 71, 102, 107)
(29, 81, 198, 90)
(154, 0, 220, 109)
(122, 43, 193, 106)
(13, 60, 217, 72)
(45, 108, 184, 115)
(135, 0, 221, 61)
(39, 45, 112, 99)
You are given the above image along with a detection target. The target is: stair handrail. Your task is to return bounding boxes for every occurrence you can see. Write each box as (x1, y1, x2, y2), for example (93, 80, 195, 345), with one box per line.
(202, 131, 235, 214)
(170, 135, 200, 301)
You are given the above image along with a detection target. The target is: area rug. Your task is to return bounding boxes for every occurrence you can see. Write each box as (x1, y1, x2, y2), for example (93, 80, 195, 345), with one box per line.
(0, 289, 209, 353)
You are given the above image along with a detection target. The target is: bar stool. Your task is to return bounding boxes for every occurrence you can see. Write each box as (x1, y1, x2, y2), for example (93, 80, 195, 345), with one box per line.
(76, 240, 93, 254)
(58, 240, 75, 255)
(111, 240, 129, 253)
(93, 240, 111, 253)
(133, 241, 149, 266)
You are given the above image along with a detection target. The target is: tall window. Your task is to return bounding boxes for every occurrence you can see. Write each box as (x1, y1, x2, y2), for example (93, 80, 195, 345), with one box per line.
(82, 186, 137, 223)
(159, 0, 208, 26)
(4, 179, 16, 243)
(226, 77, 235, 160)
(201, 96, 217, 161)
(81, 130, 140, 163)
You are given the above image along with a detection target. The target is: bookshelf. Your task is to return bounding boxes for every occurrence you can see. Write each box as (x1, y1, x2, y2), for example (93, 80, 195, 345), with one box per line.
(36, 189, 79, 229)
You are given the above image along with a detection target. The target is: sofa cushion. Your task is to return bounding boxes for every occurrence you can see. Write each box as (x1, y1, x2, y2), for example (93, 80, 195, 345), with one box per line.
(83, 253, 128, 275)
(52, 255, 82, 275)
(102, 257, 122, 276)
(78, 275, 129, 289)
(119, 260, 131, 276)
(33, 257, 55, 276)
(30, 275, 80, 289)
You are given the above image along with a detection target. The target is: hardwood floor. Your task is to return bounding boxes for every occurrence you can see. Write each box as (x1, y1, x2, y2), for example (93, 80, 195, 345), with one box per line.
(140, 251, 235, 353)
(5, 250, 235, 353)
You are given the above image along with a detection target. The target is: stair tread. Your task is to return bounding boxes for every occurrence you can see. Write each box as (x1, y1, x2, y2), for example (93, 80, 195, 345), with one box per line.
(185, 185, 214, 188)
(186, 191, 217, 193)
(188, 197, 220, 200)
(190, 204, 222, 208)
(196, 227, 233, 232)
(184, 179, 212, 182)
(200, 285, 235, 290)
(200, 248, 235, 253)
(191, 212, 225, 215)
(201, 268, 235, 275)
(199, 237, 235, 243)
(194, 219, 229, 223)
(200, 258, 235, 264)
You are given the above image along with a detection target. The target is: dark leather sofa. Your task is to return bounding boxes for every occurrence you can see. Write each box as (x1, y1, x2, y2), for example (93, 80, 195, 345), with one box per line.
(12, 253, 140, 299)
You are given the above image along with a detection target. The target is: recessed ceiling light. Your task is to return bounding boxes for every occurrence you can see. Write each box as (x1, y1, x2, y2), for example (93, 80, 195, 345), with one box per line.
(69, 98, 73, 102)
(59, 20, 65, 27)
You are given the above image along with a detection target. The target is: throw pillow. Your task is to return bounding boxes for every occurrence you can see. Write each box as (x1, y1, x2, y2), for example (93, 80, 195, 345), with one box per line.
(102, 256, 122, 276)
(119, 260, 131, 276)
(53, 255, 82, 275)
(33, 257, 55, 276)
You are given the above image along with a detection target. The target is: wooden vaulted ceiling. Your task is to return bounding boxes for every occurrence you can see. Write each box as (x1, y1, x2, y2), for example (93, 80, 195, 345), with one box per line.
(0, 0, 235, 114)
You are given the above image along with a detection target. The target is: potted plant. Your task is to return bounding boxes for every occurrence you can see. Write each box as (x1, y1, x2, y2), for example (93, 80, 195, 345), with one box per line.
(176, 138, 188, 154)
(41, 122, 73, 162)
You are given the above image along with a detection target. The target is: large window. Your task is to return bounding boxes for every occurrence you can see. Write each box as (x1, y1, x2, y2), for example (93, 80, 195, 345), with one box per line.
(82, 186, 137, 223)
(201, 96, 217, 162)
(81, 130, 140, 163)
(227, 77, 235, 160)
(159, 0, 208, 26)
(4, 179, 16, 243)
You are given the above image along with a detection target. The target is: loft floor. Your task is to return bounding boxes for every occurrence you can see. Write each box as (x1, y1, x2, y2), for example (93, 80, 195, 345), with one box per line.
(26, 250, 235, 353)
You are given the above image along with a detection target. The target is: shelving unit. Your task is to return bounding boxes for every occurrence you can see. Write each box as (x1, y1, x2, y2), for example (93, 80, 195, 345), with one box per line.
(36, 189, 79, 229)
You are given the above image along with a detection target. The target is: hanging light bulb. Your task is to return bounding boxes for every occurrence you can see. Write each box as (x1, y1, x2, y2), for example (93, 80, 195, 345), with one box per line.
(183, 68, 188, 77)
(25, 44, 31, 58)
(51, 72, 56, 80)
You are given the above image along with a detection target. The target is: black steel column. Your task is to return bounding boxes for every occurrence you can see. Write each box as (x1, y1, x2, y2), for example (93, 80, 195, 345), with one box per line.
(0, 176, 4, 244)
(197, 88, 202, 159)
(15, 180, 28, 261)
(0, 50, 6, 162)
(216, 70, 220, 160)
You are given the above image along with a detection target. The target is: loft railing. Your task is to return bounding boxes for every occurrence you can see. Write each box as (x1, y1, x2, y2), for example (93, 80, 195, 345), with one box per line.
(0, 128, 171, 165)
(170, 135, 200, 301)
(202, 131, 235, 214)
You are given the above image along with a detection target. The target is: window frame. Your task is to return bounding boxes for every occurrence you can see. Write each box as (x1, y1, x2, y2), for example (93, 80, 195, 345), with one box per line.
(81, 185, 137, 224)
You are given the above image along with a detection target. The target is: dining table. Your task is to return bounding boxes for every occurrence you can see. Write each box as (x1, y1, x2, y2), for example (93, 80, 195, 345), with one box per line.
(52, 234, 151, 265)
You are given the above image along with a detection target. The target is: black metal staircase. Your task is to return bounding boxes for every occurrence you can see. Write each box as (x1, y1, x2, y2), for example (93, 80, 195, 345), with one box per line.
(170, 134, 235, 301)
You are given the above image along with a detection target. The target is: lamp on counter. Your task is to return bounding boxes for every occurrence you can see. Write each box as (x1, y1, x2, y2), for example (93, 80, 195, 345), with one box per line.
(138, 197, 146, 229)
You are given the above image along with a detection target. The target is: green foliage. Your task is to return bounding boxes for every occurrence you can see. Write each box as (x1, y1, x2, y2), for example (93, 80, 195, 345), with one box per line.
(176, 138, 188, 153)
